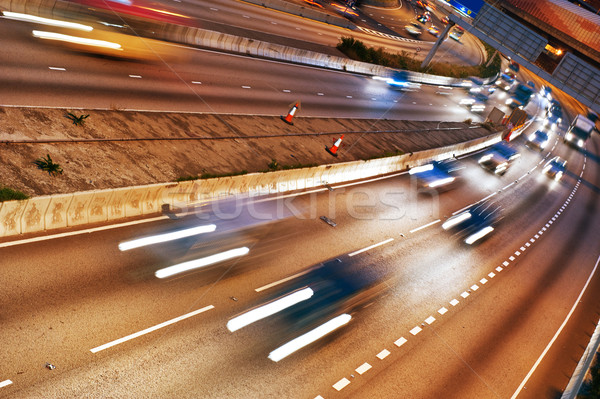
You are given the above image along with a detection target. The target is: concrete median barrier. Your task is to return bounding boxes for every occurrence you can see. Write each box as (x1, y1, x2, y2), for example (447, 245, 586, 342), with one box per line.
(0, 131, 501, 238)
(0, 198, 27, 237)
(67, 191, 95, 226)
(21, 195, 51, 234)
(88, 190, 113, 224)
(45, 193, 72, 230)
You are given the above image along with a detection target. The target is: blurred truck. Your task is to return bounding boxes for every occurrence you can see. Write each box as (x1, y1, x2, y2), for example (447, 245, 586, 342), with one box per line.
(564, 114, 595, 149)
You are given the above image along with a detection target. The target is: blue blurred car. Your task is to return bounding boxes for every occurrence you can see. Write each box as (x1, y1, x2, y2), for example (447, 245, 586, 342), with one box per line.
(442, 202, 502, 245)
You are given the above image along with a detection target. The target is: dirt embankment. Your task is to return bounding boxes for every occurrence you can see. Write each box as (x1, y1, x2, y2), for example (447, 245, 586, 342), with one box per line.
(0, 107, 492, 197)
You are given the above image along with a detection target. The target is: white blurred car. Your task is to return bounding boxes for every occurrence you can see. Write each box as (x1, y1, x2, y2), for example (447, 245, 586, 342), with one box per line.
(543, 156, 567, 181)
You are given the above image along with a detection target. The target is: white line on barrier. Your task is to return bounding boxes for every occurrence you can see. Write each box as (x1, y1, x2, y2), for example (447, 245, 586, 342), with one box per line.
(90, 305, 214, 353)
(0, 216, 169, 249)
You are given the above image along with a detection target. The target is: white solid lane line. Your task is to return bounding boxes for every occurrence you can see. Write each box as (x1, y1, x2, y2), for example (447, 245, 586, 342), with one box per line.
(348, 238, 394, 257)
(511, 255, 600, 398)
(409, 219, 441, 233)
(255, 269, 311, 292)
(90, 305, 214, 353)
(0, 216, 169, 249)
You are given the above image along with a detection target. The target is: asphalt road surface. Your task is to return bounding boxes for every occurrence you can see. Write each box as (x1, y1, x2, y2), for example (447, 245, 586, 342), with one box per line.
(0, 8, 483, 117)
(1, 114, 598, 397)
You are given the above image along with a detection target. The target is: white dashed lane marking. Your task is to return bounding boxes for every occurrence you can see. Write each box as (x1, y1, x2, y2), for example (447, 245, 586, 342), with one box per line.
(0, 380, 12, 388)
(319, 159, 585, 398)
(129, 74, 142, 78)
(410, 326, 422, 335)
(49, 66, 66, 71)
(333, 378, 350, 391)
(356, 362, 372, 375)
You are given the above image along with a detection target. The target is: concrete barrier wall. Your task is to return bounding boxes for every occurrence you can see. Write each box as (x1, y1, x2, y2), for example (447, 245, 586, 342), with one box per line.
(241, 0, 355, 29)
(0, 130, 501, 238)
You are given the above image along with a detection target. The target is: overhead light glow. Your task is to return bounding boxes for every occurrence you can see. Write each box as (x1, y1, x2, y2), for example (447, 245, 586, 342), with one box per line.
(268, 314, 352, 362)
(227, 287, 314, 332)
(32, 30, 122, 50)
(119, 224, 217, 251)
(155, 247, 250, 278)
(465, 226, 494, 245)
(2, 11, 93, 31)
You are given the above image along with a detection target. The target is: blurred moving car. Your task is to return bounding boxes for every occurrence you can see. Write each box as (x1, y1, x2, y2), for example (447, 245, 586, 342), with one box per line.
(409, 160, 461, 190)
(377, 70, 421, 91)
(427, 25, 440, 37)
(543, 156, 567, 181)
(303, 0, 323, 8)
(526, 130, 550, 151)
(540, 85, 553, 100)
(478, 141, 520, 175)
(405, 22, 423, 36)
(416, 13, 431, 24)
(441, 16, 450, 24)
(469, 84, 496, 95)
(448, 28, 463, 41)
(544, 103, 562, 130)
(505, 60, 520, 73)
(32, 27, 183, 61)
(460, 92, 488, 113)
(496, 72, 516, 91)
(226, 257, 390, 361)
(442, 202, 502, 245)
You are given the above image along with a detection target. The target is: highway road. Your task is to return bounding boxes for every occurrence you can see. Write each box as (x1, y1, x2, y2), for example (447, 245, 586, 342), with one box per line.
(0, 105, 598, 397)
(0, 2, 483, 117)
(1, 2, 599, 397)
(147, 0, 484, 65)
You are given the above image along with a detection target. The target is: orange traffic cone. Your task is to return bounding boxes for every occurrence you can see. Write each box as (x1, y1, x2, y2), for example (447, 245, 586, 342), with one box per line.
(281, 101, 300, 125)
(326, 134, 344, 157)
